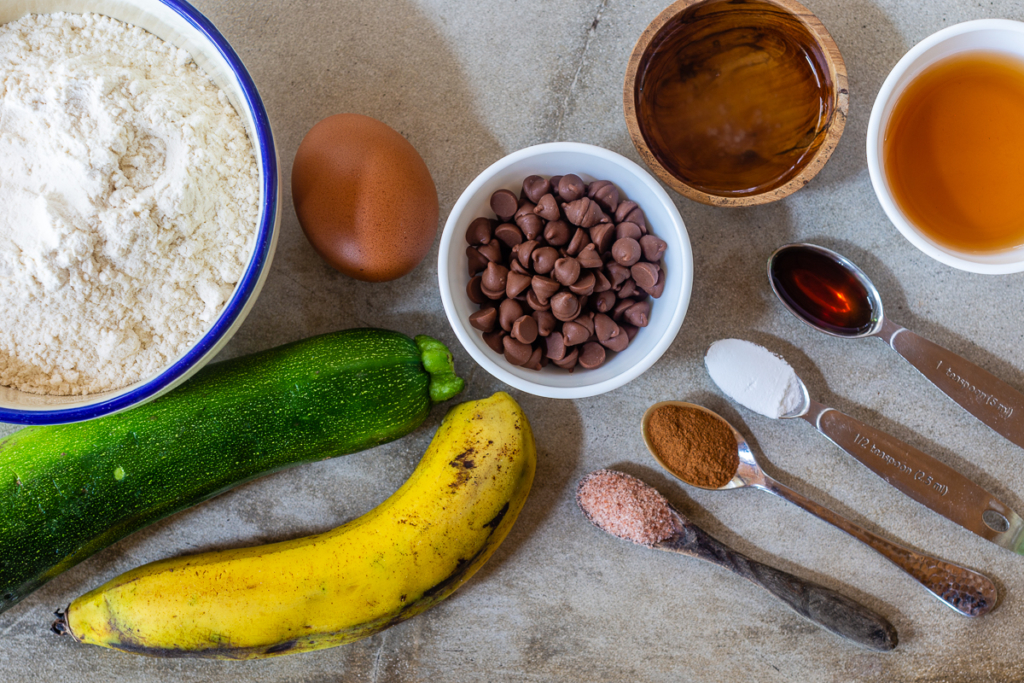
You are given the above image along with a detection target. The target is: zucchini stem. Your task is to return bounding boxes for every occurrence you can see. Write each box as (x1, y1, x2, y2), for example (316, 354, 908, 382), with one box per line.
(415, 335, 465, 404)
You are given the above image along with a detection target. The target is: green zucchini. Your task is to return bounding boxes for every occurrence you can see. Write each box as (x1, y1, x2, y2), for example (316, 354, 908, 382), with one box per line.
(0, 328, 464, 614)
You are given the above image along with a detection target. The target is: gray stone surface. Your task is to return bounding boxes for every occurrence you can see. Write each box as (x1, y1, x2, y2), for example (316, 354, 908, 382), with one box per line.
(2, 0, 1024, 679)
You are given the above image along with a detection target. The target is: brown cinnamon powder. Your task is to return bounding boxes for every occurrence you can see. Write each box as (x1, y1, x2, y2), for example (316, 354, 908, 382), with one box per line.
(647, 405, 739, 489)
(576, 469, 677, 546)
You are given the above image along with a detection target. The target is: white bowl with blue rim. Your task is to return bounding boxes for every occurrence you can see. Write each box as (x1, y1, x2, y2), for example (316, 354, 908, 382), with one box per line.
(0, 0, 280, 425)
(438, 142, 693, 399)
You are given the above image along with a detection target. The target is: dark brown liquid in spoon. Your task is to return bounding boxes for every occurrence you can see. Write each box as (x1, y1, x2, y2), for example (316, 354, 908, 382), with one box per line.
(771, 247, 875, 335)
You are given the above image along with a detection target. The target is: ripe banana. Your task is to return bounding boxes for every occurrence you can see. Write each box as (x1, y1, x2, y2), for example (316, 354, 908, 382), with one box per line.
(53, 392, 535, 659)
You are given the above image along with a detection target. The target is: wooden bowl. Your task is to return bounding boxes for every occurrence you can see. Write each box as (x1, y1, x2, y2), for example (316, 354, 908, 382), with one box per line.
(623, 0, 848, 207)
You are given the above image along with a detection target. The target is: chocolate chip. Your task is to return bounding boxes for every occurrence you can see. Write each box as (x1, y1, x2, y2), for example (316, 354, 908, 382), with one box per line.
(534, 310, 556, 336)
(578, 342, 606, 369)
(482, 261, 509, 294)
(587, 180, 620, 213)
(483, 330, 505, 353)
(544, 220, 571, 247)
(593, 269, 612, 293)
(624, 300, 651, 327)
(631, 262, 659, 291)
(569, 270, 595, 295)
(531, 246, 559, 275)
(467, 246, 489, 276)
(545, 331, 566, 361)
(601, 331, 629, 352)
(612, 297, 633, 321)
(594, 313, 620, 342)
(612, 238, 641, 267)
(506, 270, 532, 298)
(616, 222, 642, 241)
(526, 289, 551, 311)
(553, 257, 581, 286)
(530, 275, 560, 303)
(577, 243, 603, 269)
(495, 223, 523, 247)
(477, 240, 503, 263)
(510, 259, 529, 275)
(517, 213, 544, 240)
(618, 278, 637, 299)
(550, 291, 580, 322)
(469, 307, 498, 332)
(562, 320, 590, 346)
(564, 197, 603, 228)
(503, 335, 533, 366)
(614, 200, 645, 229)
(605, 262, 630, 289)
(552, 347, 579, 371)
(466, 217, 493, 245)
(593, 289, 616, 312)
(522, 175, 551, 204)
(621, 323, 639, 342)
(516, 240, 538, 269)
(499, 298, 524, 332)
(534, 193, 560, 221)
(557, 174, 585, 202)
(524, 346, 544, 371)
(514, 202, 536, 220)
(467, 275, 486, 304)
(589, 223, 615, 253)
(566, 228, 591, 256)
(512, 315, 538, 344)
(490, 189, 518, 220)
(640, 266, 665, 298)
(639, 235, 667, 263)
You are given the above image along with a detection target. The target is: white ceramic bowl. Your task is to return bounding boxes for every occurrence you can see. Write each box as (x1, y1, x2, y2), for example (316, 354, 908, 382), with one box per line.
(0, 0, 280, 425)
(867, 19, 1024, 274)
(438, 142, 693, 399)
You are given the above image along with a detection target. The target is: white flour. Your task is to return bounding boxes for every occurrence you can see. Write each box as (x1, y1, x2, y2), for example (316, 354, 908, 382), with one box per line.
(0, 13, 259, 395)
(705, 339, 806, 418)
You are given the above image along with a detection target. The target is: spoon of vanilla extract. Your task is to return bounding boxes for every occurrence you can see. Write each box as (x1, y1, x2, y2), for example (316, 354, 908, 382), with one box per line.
(769, 243, 1024, 453)
(641, 402, 998, 618)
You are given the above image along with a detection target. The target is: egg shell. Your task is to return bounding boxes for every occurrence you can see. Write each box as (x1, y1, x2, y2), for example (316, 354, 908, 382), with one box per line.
(292, 113, 439, 282)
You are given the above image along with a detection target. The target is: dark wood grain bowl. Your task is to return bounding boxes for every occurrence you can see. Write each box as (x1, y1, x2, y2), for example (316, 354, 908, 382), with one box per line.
(624, 0, 849, 207)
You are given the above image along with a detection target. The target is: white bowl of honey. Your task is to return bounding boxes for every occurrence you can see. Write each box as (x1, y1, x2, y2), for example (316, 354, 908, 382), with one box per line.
(868, 20, 1024, 274)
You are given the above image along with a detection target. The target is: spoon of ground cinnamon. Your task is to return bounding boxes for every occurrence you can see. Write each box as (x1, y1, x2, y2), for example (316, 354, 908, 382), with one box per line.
(575, 469, 897, 651)
(639, 401, 998, 618)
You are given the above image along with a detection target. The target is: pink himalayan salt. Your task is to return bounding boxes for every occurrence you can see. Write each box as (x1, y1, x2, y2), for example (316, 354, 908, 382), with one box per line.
(576, 469, 677, 546)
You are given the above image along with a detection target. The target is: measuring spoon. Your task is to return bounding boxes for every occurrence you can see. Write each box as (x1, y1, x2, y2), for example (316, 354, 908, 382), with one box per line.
(769, 243, 1024, 455)
(641, 402, 998, 617)
(706, 338, 1024, 553)
(577, 470, 898, 651)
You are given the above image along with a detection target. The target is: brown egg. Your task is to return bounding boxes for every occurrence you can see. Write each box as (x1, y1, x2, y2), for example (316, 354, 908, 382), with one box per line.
(292, 114, 439, 281)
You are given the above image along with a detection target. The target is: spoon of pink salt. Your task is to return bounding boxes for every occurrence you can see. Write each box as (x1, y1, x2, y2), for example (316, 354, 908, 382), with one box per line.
(575, 469, 897, 652)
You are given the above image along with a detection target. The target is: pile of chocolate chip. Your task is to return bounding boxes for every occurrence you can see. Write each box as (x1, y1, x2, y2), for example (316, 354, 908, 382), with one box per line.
(465, 173, 667, 371)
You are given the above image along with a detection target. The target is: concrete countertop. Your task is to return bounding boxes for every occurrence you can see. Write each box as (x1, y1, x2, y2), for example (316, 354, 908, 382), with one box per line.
(3, 0, 1024, 680)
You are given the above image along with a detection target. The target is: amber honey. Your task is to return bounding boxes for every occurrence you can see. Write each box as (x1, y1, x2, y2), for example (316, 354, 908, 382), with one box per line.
(635, 0, 835, 197)
(884, 52, 1024, 253)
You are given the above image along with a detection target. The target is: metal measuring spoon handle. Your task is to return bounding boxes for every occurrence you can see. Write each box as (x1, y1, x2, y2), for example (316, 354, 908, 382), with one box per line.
(656, 509, 897, 651)
(756, 475, 997, 617)
(800, 398, 1024, 552)
(876, 317, 1024, 454)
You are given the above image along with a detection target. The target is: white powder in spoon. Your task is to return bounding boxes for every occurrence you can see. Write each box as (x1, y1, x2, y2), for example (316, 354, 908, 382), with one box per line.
(705, 339, 805, 418)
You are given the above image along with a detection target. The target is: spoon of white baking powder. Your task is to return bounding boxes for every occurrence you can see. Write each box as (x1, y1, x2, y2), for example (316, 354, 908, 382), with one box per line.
(704, 338, 1024, 553)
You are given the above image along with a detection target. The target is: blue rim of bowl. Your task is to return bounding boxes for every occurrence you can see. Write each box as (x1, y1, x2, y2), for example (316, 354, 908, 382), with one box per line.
(0, 0, 278, 425)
